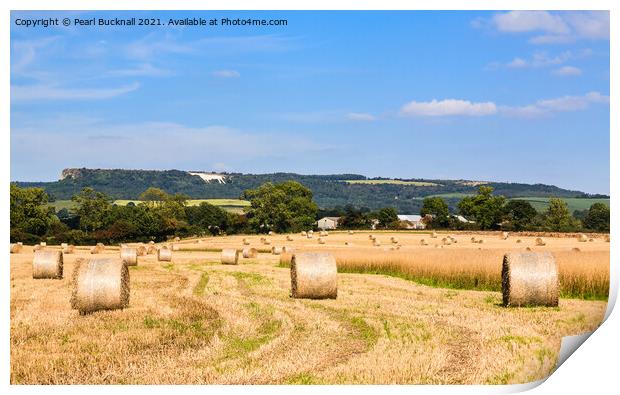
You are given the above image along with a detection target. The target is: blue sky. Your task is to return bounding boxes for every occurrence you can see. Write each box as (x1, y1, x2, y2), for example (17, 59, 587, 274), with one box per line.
(10, 11, 610, 194)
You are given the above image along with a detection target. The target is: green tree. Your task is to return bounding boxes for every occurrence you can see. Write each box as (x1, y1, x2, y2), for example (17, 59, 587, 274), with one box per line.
(10, 184, 55, 236)
(186, 202, 230, 235)
(503, 200, 537, 231)
(583, 203, 610, 232)
(139, 187, 169, 207)
(377, 207, 399, 229)
(71, 187, 112, 232)
(338, 205, 371, 229)
(544, 198, 580, 231)
(457, 186, 506, 230)
(242, 181, 318, 233)
(420, 197, 450, 227)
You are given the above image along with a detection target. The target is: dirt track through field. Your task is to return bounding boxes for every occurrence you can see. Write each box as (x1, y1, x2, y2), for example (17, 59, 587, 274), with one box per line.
(11, 242, 606, 384)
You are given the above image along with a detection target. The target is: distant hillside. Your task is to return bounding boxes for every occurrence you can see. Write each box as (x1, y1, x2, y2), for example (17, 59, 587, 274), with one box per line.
(15, 168, 602, 213)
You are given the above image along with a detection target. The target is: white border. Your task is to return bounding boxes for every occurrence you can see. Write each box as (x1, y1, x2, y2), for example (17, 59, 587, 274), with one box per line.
(2, 1, 616, 394)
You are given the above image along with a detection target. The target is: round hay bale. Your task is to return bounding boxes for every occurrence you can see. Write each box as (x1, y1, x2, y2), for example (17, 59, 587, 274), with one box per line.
(32, 250, 63, 279)
(368, 234, 374, 240)
(10, 243, 23, 253)
(242, 247, 257, 259)
(516, 239, 522, 243)
(442, 238, 452, 246)
(348, 230, 354, 235)
(147, 245, 158, 255)
(280, 252, 294, 266)
(61, 242, 68, 249)
(71, 258, 129, 314)
(264, 239, 272, 245)
(40, 242, 47, 247)
(572, 247, 581, 252)
(96, 242, 104, 248)
(318, 237, 326, 245)
(471, 237, 477, 243)
(588, 238, 594, 242)
(149, 240, 155, 245)
(272, 246, 283, 255)
(306, 234, 313, 239)
(221, 249, 239, 265)
(420, 239, 428, 246)
(136, 245, 147, 256)
(290, 252, 337, 299)
(62, 245, 75, 254)
(243, 238, 250, 245)
(120, 247, 138, 266)
(174, 237, 181, 242)
(308, 230, 314, 235)
(344, 241, 349, 245)
(90, 245, 102, 254)
(268, 231, 274, 235)
(535, 237, 546, 246)
(157, 247, 172, 262)
(501, 252, 558, 307)
(477, 239, 485, 244)
(578, 234, 588, 242)
(286, 235, 294, 241)
(33, 244, 44, 252)
(526, 247, 532, 251)
(501, 232, 509, 240)
(431, 231, 437, 239)
(391, 237, 398, 244)
(301, 231, 307, 236)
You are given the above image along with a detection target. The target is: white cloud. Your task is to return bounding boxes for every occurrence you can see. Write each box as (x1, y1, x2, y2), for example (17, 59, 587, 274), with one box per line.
(400, 99, 497, 117)
(346, 112, 376, 121)
(11, 82, 140, 101)
(488, 11, 609, 44)
(211, 70, 241, 78)
(507, 57, 528, 68)
(493, 11, 569, 34)
(501, 91, 609, 117)
(552, 66, 582, 77)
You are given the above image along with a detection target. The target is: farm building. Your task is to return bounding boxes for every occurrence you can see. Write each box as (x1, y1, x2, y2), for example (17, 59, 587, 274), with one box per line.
(397, 214, 426, 229)
(317, 217, 340, 230)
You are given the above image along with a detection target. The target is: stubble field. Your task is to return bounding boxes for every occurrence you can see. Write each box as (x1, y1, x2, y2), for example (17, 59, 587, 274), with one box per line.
(10, 231, 609, 384)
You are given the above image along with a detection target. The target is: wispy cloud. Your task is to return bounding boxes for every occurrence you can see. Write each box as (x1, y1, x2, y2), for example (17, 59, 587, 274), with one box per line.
(399, 92, 608, 119)
(400, 99, 497, 117)
(491, 49, 591, 71)
(108, 63, 172, 77)
(11, 82, 140, 101)
(346, 112, 376, 122)
(487, 11, 609, 44)
(500, 91, 608, 118)
(552, 66, 582, 77)
(211, 70, 241, 78)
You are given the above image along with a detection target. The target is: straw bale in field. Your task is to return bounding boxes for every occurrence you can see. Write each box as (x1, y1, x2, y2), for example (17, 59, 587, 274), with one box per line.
(147, 245, 158, 255)
(71, 258, 129, 314)
(290, 252, 337, 299)
(286, 235, 294, 241)
(221, 249, 239, 265)
(32, 250, 63, 279)
(578, 234, 588, 242)
(535, 237, 546, 246)
(157, 247, 172, 262)
(431, 231, 437, 238)
(243, 238, 250, 245)
(40, 242, 47, 247)
(307, 234, 313, 239)
(272, 246, 283, 255)
(242, 247, 257, 258)
(136, 245, 147, 256)
(501, 252, 558, 307)
(62, 245, 75, 254)
(10, 243, 23, 253)
(318, 237, 326, 245)
(501, 232, 509, 240)
(301, 231, 307, 236)
(120, 247, 138, 266)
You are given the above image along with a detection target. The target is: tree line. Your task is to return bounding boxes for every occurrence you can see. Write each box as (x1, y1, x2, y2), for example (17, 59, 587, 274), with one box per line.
(10, 182, 609, 245)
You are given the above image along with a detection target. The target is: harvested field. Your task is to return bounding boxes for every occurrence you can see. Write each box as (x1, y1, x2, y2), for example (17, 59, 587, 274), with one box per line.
(10, 231, 608, 384)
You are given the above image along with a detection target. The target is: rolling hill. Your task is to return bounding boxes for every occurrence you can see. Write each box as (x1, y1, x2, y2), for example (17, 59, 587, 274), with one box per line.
(15, 168, 607, 213)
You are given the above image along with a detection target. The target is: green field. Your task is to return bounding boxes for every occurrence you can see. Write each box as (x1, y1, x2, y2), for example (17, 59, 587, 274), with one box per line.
(514, 197, 609, 213)
(344, 179, 440, 186)
(49, 199, 250, 213)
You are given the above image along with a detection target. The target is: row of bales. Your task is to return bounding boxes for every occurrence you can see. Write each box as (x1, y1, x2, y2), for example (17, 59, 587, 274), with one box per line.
(11, 230, 611, 315)
(14, 241, 178, 315)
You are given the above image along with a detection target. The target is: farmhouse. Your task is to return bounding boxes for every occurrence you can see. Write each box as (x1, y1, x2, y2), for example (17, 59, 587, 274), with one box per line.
(397, 214, 426, 229)
(317, 217, 340, 230)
